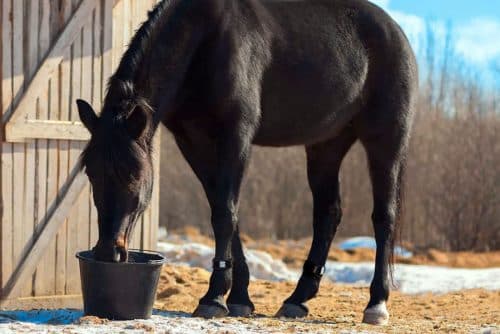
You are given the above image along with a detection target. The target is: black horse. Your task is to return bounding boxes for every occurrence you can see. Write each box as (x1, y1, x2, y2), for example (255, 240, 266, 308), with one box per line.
(77, 0, 417, 325)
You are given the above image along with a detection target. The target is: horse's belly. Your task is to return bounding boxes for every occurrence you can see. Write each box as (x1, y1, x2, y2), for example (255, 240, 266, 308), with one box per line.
(253, 64, 365, 147)
(253, 104, 355, 147)
(253, 119, 349, 147)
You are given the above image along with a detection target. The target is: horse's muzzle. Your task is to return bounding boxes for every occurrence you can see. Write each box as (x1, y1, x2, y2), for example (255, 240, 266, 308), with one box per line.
(93, 238, 129, 263)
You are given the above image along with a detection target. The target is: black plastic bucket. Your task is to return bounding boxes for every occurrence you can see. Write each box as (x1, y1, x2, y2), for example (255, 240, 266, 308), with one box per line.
(76, 250, 166, 320)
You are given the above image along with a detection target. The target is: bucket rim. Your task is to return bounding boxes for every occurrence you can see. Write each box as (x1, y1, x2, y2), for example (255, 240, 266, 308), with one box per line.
(76, 249, 166, 266)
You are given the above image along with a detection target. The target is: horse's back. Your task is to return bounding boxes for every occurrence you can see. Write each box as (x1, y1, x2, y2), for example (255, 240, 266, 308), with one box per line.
(252, 0, 417, 146)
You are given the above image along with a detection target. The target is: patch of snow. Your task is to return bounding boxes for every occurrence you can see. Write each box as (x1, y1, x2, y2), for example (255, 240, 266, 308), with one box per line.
(0, 310, 371, 334)
(325, 262, 375, 285)
(157, 226, 168, 240)
(325, 262, 500, 294)
(243, 248, 299, 281)
(159, 240, 500, 294)
(157, 241, 299, 281)
(339, 237, 413, 258)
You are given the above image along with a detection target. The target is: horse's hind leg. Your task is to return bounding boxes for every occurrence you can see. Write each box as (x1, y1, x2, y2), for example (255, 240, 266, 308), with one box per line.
(277, 129, 356, 318)
(358, 113, 410, 325)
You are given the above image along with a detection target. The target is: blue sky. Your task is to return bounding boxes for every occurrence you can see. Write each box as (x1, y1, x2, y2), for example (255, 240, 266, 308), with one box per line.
(389, 0, 500, 22)
(369, 0, 500, 87)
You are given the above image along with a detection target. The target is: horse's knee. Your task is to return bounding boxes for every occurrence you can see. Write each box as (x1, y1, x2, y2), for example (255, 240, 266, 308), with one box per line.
(212, 199, 238, 222)
(371, 205, 396, 234)
(211, 206, 238, 240)
(315, 199, 342, 238)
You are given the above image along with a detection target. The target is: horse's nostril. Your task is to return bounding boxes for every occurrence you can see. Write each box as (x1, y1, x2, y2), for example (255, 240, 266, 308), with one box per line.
(117, 246, 129, 263)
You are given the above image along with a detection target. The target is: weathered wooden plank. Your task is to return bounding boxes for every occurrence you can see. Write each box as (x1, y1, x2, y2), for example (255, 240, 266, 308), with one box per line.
(56, 1, 74, 296)
(61, 60, 79, 294)
(0, 169, 89, 301)
(63, 15, 81, 291)
(19, 0, 41, 298)
(132, 0, 141, 31)
(45, 0, 72, 297)
(102, 0, 113, 99)
(56, 119, 70, 294)
(4, 0, 98, 135)
(66, 21, 84, 294)
(43, 81, 61, 296)
(10, 0, 26, 282)
(11, 0, 24, 105)
(25, 0, 39, 81)
(33, 0, 52, 297)
(112, 0, 124, 71)
(1, 0, 14, 290)
(0, 144, 13, 290)
(89, 3, 102, 246)
(78, 14, 93, 251)
(12, 144, 25, 266)
(7, 120, 90, 141)
(123, 0, 131, 48)
(1, 0, 13, 117)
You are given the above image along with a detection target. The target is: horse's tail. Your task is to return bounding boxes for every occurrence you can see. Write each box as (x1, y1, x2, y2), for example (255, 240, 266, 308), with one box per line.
(389, 153, 407, 287)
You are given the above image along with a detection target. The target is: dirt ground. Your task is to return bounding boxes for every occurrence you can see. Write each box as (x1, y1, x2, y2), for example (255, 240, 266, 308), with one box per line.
(155, 265, 499, 334)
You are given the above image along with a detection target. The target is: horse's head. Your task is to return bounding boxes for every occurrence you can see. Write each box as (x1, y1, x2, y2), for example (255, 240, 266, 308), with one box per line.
(77, 98, 154, 262)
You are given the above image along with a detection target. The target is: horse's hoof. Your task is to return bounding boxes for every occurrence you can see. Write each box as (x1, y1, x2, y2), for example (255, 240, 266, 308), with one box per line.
(275, 303, 309, 318)
(192, 304, 229, 319)
(228, 304, 254, 317)
(362, 303, 389, 326)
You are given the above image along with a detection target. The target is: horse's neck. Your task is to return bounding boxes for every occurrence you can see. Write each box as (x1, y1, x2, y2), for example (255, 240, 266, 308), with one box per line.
(105, 1, 209, 131)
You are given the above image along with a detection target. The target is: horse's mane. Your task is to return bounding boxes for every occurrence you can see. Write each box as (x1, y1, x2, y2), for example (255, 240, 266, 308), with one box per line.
(80, 2, 173, 182)
(104, 0, 174, 115)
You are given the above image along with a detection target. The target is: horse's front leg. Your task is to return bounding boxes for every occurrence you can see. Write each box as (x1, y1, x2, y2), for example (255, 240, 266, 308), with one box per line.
(226, 226, 255, 316)
(193, 127, 252, 318)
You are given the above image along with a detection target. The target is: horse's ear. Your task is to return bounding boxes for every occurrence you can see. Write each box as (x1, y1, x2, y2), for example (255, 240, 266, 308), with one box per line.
(77, 99, 98, 133)
(126, 105, 150, 140)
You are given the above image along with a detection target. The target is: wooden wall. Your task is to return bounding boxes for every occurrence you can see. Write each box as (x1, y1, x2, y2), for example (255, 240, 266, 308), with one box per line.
(0, 0, 159, 303)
